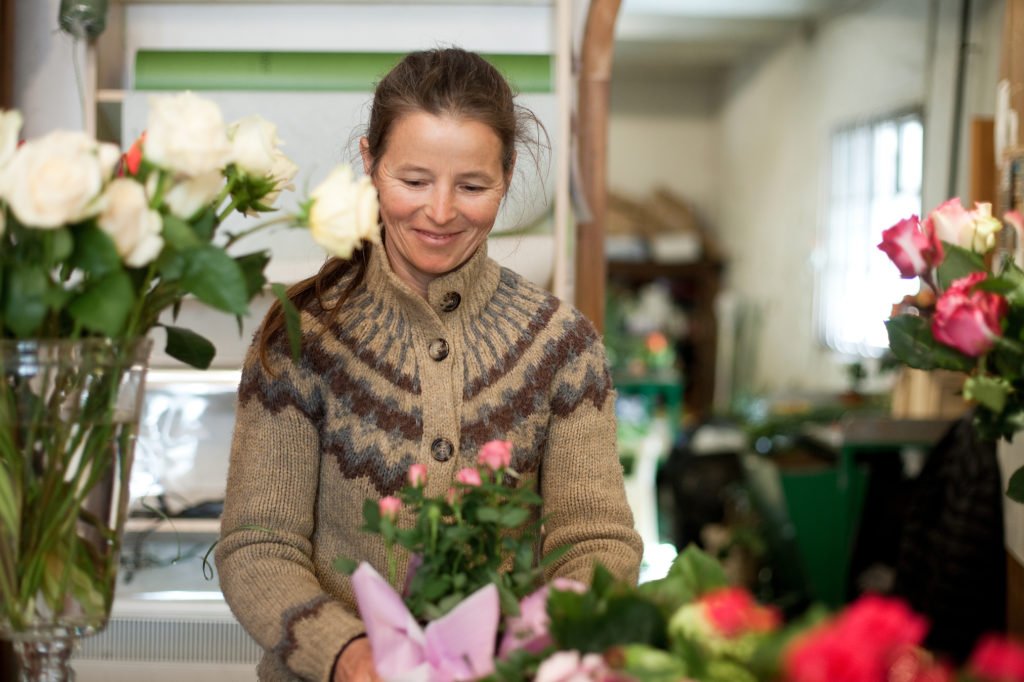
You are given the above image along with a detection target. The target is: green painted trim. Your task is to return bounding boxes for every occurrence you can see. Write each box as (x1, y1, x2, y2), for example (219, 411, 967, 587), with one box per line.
(134, 51, 552, 93)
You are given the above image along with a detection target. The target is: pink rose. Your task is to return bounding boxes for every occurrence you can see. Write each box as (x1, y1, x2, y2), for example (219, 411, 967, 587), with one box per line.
(878, 215, 942, 278)
(455, 467, 482, 487)
(378, 495, 401, 521)
(968, 634, 1024, 682)
(924, 198, 1003, 253)
(477, 440, 513, 471)
(931, 272, 1007, 356)
(534, 651, 610, 682)
(498, 578, 587, 658)
(407, 463, 427, 488)
(445, 487, 458, 506)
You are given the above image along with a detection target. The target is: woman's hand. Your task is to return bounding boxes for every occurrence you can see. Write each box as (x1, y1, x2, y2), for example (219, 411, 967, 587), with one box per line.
(333, 637, 382, 682)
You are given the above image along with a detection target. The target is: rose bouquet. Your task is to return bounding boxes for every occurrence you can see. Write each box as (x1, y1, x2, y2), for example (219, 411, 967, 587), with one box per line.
(344, 446, 1024, 682)
(877, 198, 1024, 503)
(0, 92, 379, 643)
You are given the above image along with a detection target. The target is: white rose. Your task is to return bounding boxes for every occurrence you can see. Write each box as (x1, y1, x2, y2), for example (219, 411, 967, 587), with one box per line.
(162, 170, 225, 220)
(968, 201, 1003, 253)
(0, 109, 22, 169)
(308, 165, 380, 259)
(98, 178, 164, 267)
(256, 149, 299, 211)
(228, 115, 280, 178)
(2, 130, 114, 228)
(144, 92, 232, 177)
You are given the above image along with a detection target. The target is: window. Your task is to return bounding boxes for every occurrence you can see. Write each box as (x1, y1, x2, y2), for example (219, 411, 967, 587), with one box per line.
(818, 111, 924, 357)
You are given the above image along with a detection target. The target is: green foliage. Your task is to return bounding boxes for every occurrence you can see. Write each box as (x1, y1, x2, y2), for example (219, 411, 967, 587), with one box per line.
(935, 242, 985, 290)
(547, 565, 667, 652)
(885, 315, 974, 372)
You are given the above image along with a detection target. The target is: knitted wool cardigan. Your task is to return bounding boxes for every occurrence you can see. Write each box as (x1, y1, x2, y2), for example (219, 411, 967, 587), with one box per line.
(216, 242, 643, 681)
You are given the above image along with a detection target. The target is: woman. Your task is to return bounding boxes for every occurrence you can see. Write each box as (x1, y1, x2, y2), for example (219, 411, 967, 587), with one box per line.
(216, 47, 642, 682)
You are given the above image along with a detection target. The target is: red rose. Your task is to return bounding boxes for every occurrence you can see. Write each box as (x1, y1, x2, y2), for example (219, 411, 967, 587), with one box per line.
(700, 587, 780, 638)
(968, 634, 1024, 682)
(931, 272, 1007, 356)
(878, 215, 943, 278)
(784, 596, 929, 682)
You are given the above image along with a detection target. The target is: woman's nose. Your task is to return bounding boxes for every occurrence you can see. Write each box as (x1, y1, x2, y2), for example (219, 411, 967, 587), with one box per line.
(425, 188, 457, 225)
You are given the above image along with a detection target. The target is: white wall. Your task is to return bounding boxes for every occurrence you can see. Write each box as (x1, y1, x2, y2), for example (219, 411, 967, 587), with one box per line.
(608, 70, 722, 228)
(714, 0, 1003, 394)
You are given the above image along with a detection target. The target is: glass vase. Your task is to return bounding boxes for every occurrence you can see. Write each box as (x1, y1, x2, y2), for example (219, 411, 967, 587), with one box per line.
(0, 338, 152, 681)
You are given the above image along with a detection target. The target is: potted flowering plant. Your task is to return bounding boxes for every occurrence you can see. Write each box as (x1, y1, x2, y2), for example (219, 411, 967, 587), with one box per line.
(877, 198, 1024, 504)
(0, 93, 379, 679)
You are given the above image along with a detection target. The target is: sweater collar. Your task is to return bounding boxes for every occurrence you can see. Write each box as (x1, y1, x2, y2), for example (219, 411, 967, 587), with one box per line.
(363, 237, 501, 322)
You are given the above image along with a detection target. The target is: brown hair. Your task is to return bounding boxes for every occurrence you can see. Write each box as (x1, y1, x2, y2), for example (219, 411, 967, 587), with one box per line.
(257, 47, 545, 371)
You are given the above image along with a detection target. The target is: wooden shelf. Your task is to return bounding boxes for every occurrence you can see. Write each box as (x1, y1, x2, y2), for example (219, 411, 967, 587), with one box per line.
(607, 258, 724, 422)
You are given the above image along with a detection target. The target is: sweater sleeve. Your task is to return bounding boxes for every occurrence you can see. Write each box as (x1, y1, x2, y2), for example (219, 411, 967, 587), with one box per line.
(216, 345, 365, 681)
(540, 313, 644, 586)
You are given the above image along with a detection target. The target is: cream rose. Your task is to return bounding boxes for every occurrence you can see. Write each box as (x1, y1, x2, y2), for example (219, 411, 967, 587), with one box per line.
(308, 165, 380, 259)
(144, 92, 232, 177)
(158, 170, 225, 220)
(257, 149, 299, 211)
(968, 202, 1003, 253)
(98, 178, 164, 268)
(228, 115, 280, 178)
(2, 130, 117, 228)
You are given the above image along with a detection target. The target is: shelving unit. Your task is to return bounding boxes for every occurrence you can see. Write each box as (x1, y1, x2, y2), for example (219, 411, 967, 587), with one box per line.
(607, 258, 724, 422)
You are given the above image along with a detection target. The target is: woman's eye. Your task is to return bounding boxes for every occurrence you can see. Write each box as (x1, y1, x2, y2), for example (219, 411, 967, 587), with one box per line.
(402, 179, 426, 188)
(462, 185, 484, 193)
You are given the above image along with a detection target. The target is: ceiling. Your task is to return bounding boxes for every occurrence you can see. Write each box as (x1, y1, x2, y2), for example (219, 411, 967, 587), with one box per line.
(613, 0, 857, 75)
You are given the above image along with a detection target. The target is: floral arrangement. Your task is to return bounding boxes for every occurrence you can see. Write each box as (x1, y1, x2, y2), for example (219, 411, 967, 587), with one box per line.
(0, 92, 379, 360)
(345, 442, 1024, 682)
(0, 92, 379, 634)
(877, 198, 1024, 503)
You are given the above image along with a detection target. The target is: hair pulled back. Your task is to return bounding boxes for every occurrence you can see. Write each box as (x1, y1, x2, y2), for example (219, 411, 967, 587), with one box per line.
(257, 47, 544, 371)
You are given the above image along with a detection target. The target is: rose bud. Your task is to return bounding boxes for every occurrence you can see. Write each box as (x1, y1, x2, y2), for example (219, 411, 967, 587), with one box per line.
(477, 440, 512, 471)
(931, 272, 1007, 357)
(455, 467, 482, 487)
(378, 495, 401, 521)
(878, 215, 942, 278)
(407, 463, 427, 488)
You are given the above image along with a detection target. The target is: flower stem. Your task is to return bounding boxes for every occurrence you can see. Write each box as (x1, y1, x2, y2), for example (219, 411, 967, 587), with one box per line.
(224, 214, 293, 249)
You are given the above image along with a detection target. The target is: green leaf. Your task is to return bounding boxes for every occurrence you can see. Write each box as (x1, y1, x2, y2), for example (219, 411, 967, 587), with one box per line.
(68, 271, 135, 336)
(181, 245, 249, 315)
(271, 282, 302, 362)
(47, 228, 75, 266)
(361, 498, 381, 533)
(236, 251, 271, 297)
(161, 214, 201, 250)
(156, 249, 187, 281)
(885, 315, 975, 372)
(498, 507, 530, 528)
(963, 375, 1011, 414)
(192, 208, 217, 242)
(162, 325, 215, 369)
(937, 242, 986, 290)
(69, 225, 120, 278)
(3, 266, 49, 336)
(1008, 465, 1024, 504)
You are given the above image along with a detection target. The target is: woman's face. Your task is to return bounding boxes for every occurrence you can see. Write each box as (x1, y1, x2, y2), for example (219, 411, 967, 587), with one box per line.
(363, 111, 509, 297)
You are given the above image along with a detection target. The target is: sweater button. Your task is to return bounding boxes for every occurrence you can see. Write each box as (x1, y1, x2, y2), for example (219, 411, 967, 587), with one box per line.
(440, 291, 461, 312)
(428, 338, 449, 361)
(431, 438, 454, 462)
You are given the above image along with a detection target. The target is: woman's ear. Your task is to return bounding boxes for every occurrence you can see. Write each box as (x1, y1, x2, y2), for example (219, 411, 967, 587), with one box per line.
(359, 137, 373, 177)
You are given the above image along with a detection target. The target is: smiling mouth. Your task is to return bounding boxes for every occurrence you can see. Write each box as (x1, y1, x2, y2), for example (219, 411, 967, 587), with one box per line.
(414, 229, 461, 244)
